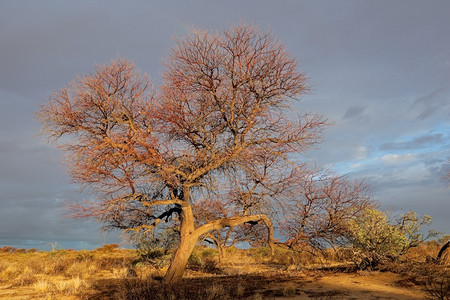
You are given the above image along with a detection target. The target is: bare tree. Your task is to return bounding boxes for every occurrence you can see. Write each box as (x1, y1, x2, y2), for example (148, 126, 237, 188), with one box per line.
(37, 24, 327, 283)
(280, 167, 373, 250)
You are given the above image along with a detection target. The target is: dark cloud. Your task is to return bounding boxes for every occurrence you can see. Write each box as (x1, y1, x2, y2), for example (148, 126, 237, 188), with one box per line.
(342, 105, 367, 119)
(1, 0, 449, 249)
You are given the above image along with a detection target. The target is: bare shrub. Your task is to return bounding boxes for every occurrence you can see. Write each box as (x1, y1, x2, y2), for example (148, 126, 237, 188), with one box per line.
(426, 266, 450, 300)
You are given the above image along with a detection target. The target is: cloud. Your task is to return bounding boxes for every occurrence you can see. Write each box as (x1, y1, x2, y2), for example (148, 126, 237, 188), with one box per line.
(381, 153, 418, 165)
(410, 89, 449, 120)
(1, 0, 450, 249)
(380, 133, 444, 151)
(342, 105, 367, 119)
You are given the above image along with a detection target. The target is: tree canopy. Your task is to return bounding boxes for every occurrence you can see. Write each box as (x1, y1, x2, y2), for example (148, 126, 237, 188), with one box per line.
(37, 24, 370, 283)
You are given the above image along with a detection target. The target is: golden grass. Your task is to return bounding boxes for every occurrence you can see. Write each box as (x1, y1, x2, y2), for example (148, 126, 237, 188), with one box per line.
(0, 246, 139, 298)
(0, 241, 447, 299)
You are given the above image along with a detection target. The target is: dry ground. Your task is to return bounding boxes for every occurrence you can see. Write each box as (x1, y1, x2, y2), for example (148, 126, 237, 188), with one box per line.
(0, 265, 430, 299)
(0, 245, 447, 299)
(85, 269, 428, 300)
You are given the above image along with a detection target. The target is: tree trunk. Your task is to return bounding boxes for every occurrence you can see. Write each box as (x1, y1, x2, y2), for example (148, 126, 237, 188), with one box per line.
(163, 234, 197, 283)
(217, 243, 226, 263)
(163, 204, 196, 284)
(163, 210, 274, 283)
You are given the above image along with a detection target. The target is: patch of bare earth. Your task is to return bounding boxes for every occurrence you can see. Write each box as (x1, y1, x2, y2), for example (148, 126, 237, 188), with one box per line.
(281, 271, 427, 299)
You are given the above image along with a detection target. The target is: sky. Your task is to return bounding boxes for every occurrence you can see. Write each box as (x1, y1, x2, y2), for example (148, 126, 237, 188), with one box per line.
(0, 0, 448, 251)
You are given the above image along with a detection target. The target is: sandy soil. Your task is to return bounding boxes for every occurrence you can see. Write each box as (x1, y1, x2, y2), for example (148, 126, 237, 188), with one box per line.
(273, 271, 427, 299)
(0, 268, 429, 299)
(219, 263, 428, 299)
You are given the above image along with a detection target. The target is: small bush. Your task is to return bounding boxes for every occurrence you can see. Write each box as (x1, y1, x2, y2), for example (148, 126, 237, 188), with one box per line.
(54, 277, 89, 294)
(0, 246, 17, 253)
(76, 250, 94, 262)
(0, 265, 21, 281)
(97, 243, 120, 252)
(14, 273, 37, 286)
(187, 249, 221, 274)
(282, 283, 297, 297)
(425, 266, 450, 300)
(248, 246, 272, 261)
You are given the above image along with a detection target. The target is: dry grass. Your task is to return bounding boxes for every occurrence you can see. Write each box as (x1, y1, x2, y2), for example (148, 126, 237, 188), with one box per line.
(0, 245, 138, 298)
(98, 272, 305, 300)
(0, 241, 447, 299)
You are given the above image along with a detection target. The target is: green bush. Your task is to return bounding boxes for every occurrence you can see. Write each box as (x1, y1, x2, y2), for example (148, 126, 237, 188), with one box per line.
(201, 247, 218, 260)
(248, 246, 272, 259)
(187, 250, 220, 274)
(344, 208, 438, 269)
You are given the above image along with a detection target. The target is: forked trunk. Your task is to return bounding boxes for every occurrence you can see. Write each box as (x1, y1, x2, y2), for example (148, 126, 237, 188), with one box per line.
(163, 208, 274, 284)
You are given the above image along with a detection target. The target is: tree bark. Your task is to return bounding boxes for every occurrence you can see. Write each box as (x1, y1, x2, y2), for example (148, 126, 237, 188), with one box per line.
(163, 204, 196, 284)
(163, 233, 197, 283)
(163, 211, 274, 284)
(217, 242, 225, 263)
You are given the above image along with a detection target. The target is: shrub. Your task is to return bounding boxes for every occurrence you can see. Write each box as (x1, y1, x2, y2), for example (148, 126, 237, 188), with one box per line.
(97, 243, 120, 252)
(248, 246, 272, 259)
(201, 247, 218, 260)
(76, 250, 94, 262)
(345, 208, 408, 268)
(0, 246, 17, 253)
(344, 208, 439, 269)
(426, 268, 450, 300)
(282, 283, 297, 297)
(0, 265, 21, 281)
(132, 229, 179, 268)
(187, 248, 221, 274)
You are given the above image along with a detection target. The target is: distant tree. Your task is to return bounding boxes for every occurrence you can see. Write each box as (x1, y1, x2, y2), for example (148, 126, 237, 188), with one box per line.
(280, 168, 373, 250)
(395, 210, 439, 253)
(193, 199, 269, 261)
(37, 24, 327, 283)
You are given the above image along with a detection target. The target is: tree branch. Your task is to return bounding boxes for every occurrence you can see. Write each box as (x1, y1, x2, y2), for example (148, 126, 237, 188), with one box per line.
(193, 214, 274, 253)
(124, 205, 182, 234)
